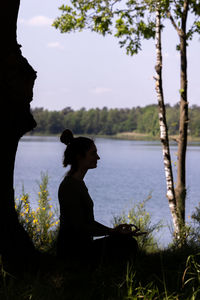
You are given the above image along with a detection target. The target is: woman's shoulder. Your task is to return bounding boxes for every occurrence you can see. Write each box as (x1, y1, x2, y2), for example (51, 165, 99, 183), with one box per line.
(58, 176, 87, 204)
(59, 175, 85, 192)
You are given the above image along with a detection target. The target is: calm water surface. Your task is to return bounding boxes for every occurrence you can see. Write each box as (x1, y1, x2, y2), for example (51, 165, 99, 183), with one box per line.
(14, 136, 200, 246)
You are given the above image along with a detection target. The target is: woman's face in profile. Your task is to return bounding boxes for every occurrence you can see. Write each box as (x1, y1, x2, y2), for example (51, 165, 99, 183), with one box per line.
(80, 143, 100, 170)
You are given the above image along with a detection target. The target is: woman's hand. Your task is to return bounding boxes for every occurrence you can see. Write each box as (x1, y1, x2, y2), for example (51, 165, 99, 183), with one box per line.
(111, 223, 148, 237)
(111, 223, 133, 235)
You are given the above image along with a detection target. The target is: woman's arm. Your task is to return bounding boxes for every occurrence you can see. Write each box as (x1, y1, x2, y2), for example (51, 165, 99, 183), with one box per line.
(91, 220, 113, 236)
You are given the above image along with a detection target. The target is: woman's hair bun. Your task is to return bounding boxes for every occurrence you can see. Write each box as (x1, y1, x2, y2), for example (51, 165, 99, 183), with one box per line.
(60, 129, 74, 145)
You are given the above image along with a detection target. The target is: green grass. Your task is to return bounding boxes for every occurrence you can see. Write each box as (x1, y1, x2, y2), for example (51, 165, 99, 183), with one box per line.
(0, 247, 200, 300)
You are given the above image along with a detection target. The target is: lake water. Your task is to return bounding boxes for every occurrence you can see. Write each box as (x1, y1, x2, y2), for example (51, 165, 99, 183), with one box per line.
(14, 136, 200, 247)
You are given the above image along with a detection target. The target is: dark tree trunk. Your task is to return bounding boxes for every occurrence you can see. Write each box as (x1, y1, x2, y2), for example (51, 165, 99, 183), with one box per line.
(168, 0, 189, 234)
(175, 27, 188, 226)
(0, 1, 37, 261)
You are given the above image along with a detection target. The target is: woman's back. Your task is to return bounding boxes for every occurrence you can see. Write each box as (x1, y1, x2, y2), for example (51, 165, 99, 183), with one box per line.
(57, 176, 94, 258)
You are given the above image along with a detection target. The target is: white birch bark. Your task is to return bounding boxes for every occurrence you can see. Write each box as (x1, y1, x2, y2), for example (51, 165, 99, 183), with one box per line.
(154, 5, 180, 237)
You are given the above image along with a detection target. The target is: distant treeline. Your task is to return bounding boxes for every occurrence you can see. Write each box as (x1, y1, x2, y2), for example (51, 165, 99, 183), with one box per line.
(31, 104, 200, 137)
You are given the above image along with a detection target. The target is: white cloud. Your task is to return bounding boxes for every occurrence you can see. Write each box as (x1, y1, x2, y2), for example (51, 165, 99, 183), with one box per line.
(90, 87, 112, 94)
(19, 15, 53, 27)
(47, 42, 64, 50)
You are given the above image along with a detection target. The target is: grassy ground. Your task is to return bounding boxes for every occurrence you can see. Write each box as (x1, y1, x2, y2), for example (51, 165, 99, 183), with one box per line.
(0, 245, 199, 300)
(5, 172, 199, 299)
(114, 131, 200, 142)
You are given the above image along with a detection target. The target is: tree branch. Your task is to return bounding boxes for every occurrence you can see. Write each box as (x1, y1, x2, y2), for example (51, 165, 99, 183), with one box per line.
(167, 10, 182, 36)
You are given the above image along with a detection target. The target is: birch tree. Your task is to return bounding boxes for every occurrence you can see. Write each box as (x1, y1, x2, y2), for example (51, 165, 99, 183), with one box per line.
(154, 3, 180, 238)
(150, 0, 200, 239)
(165, 0, 200, 227)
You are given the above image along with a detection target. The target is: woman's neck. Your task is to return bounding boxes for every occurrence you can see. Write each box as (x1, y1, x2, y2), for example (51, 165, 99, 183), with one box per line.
(71, 168, 87, 181)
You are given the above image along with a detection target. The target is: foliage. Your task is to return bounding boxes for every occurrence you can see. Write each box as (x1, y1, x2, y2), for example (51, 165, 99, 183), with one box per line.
(31, 104, 200, 137)
(112, 194, 163, 252)
(53, 0, 200, 56)
(15, 172, 59, 253)
(53, 0, 156, 56)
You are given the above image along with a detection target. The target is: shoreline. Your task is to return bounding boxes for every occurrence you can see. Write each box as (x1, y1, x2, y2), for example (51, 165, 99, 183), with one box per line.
(25, 131, 200, 143)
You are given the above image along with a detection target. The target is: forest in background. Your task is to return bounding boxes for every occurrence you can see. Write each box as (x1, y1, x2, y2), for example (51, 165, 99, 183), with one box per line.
(31, 104, 200, 137)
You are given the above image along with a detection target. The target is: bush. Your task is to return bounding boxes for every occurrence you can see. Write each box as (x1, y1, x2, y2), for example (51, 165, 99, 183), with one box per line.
(112, 194, 162, 252)
(182, 202, 200, 248)
(15, 172, 59, 253)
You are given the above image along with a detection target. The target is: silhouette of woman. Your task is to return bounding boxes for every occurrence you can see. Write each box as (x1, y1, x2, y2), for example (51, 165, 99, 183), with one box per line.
(57, 129, 138, 262)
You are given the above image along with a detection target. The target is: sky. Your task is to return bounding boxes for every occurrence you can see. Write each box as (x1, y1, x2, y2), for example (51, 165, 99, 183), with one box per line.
(17, 0, 200, 111)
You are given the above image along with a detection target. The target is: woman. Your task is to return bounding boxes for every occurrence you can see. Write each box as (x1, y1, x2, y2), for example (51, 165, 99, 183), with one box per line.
(57, 129, 138, 262)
